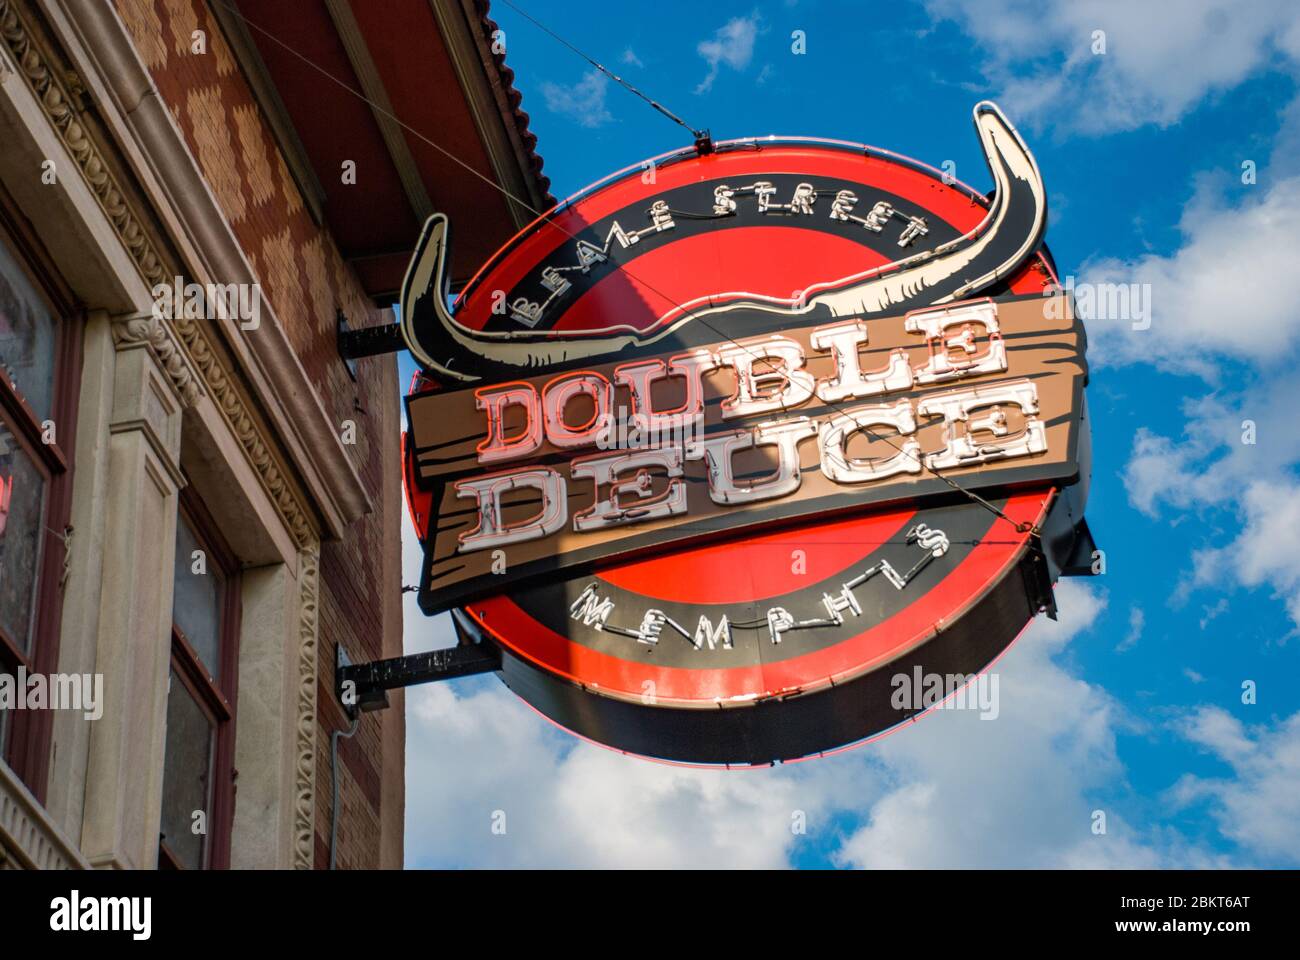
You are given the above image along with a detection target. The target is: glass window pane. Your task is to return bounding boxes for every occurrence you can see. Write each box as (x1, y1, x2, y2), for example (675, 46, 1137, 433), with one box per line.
(159, 670, 213, 870)
(0, 235, 57, 423)
(0, 433, 47, 656)
(172, 514, 223, 681)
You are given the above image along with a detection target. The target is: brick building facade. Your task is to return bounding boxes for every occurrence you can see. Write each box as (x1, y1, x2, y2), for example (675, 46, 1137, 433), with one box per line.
(0, 0, 548, 869)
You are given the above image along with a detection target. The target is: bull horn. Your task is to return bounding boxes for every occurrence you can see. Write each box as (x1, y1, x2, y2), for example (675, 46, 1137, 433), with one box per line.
(818, 100, 1047, 313)
(401, 100, 1046, 382)
(668, 100, 1048, 325)
(399, 214, 641, 381)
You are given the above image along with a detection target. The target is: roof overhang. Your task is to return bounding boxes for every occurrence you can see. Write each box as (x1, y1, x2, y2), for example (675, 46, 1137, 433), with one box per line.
(214, 0, 553, 302)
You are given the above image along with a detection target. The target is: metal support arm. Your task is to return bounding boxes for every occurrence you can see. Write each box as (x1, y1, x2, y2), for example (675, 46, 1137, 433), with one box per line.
(337, 309, 405, 380)
(336, 643, 501, 714)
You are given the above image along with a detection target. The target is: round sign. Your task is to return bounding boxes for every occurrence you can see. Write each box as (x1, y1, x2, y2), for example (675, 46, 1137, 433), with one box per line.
(401, 103, 1094, 765)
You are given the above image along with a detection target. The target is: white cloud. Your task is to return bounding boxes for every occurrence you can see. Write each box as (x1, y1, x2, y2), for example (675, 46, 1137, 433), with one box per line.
(836, 581, 1170, 868)
(1126, 378, 1300, 515)
(1169, 706, 1300, 864)
(540, 69, 613, 128)
(695, 14, 761, 94)
(1086, 104, 1300, 633)
(1088, 60, 1300, 631)
(401, 576, 1219, 867)
(404, 678, 881, 868)
(1121, 377, 1300, 631)
(1199, 598, 1229, 629)
(621, 48, 643, 68)
(1083, 176, 1300, 377)
(925, 0, 1300, 133)
(1190, 480, 1300, 630)
(1115, 605, 1144, 652)
(399, 506, 873, 868)
(835, 581, 1230, 869)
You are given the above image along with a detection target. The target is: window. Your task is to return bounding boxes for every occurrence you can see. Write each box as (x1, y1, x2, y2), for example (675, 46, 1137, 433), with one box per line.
(0, 186, 79, 800)
(158, 491, 240, 869)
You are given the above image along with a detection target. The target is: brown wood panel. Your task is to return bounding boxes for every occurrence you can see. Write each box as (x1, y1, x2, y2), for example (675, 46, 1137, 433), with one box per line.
(409, 294, 1087, 610)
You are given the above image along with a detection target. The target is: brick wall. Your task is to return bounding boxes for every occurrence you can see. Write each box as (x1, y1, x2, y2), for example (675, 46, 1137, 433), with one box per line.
(114, 0, 403, 868)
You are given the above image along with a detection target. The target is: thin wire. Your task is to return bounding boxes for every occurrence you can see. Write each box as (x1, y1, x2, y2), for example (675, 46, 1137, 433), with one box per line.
(212, 0, 1039, 538)
(499, 0, 705, 138)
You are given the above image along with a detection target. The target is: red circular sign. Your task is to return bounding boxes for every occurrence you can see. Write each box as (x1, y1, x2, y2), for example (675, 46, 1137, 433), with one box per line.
(402, 105, 1093, 765)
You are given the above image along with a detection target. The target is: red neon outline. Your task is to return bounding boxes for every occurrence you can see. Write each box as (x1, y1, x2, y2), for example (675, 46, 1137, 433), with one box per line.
(473, 380, 542, 464)
(539, 370, 614, 447)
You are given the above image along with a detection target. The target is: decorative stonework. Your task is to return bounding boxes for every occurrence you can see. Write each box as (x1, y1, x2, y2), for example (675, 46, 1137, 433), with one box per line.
(110, 312, 203, 407)
(0, 1, 168, 288)
(1, 0, 328, 867)
(171, 312, 315, 548)
(0, 760, 87, 870)
(0, 0, 317, 551)
(293, 543, 320, 870)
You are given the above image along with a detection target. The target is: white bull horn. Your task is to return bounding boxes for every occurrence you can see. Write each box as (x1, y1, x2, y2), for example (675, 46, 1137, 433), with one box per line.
(401, 100, 1046, 382)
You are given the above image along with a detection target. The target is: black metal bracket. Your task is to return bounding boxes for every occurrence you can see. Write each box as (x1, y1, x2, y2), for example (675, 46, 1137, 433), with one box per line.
(1021, 539, 1059, 622)
(337, 309, 406, 381)
(335, 641, 501, 715)
(694, 128, 714, 156)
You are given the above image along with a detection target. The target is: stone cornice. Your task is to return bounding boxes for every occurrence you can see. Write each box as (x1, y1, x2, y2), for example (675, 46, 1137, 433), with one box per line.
(110, 311, 203, 408)
(0, 0, 167, 284)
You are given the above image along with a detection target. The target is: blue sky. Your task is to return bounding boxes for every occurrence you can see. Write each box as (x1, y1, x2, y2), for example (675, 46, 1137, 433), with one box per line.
(399, 0, 1300, 868)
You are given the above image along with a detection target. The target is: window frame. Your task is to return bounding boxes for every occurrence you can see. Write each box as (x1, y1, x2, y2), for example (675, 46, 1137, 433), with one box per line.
(0, 181, 82, 802)
(160, 485, 241, 869)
